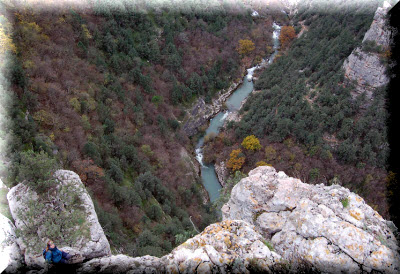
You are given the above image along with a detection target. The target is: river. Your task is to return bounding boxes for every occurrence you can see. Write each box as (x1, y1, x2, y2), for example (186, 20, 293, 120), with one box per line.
(195, 23, 281, 202)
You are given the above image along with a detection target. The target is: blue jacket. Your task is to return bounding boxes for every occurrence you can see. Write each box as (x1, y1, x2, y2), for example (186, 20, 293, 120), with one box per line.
(45, 246, 62, 263)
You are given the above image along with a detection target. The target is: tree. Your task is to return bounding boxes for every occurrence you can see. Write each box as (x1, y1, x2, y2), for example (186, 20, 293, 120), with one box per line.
(241, 135, 262, 151)
(265, 146, 276, 161)
(17, 150, 58, 194)
(279, 26, 296, 49)
(227, 149, 245, 172)
(151, 95, 163, 107)
(146, 204, 163, 221)
(237, 39, 255, 56)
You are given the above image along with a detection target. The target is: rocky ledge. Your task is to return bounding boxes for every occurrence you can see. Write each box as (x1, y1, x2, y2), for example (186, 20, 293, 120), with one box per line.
(222, 166, 400, 273)
(2, 167, 399, 273)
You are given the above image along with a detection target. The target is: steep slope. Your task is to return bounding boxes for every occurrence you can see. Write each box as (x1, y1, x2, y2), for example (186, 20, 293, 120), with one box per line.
(2, 1, 285, 256)
(203, 0, 393, 218)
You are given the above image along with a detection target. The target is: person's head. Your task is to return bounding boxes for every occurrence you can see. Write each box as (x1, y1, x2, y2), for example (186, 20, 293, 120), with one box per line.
(46, 240, 55, 251)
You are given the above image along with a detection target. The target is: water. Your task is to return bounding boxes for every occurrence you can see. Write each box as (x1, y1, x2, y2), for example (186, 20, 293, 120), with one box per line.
(195, 23, 281, 202)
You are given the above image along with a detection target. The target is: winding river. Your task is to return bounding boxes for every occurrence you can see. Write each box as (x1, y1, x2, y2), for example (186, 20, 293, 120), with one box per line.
(196, 23, 281, 202)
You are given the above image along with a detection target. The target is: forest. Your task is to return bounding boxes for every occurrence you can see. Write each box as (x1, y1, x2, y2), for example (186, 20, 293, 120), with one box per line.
(0, 0, 291, 256)
(204, 0, 392, 217)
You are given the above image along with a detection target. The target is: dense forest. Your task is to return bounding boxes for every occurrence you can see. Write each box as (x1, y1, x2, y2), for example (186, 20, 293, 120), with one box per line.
(204, 0, 393, 217)
(0, 0, 293, 257)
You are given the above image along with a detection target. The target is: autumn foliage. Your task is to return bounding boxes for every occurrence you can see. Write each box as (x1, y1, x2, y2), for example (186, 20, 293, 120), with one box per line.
(227, 149, 245, 171)
(241, 135, 262, 151)
(279, 26, 296, 49)
(237, 39, 255, 55)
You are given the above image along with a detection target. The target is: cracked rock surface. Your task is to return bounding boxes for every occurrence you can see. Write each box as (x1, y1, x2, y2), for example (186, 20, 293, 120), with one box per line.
(7, 170, 111, 268)
(222, 166, 400, 273)
(162, 220, 282, 273)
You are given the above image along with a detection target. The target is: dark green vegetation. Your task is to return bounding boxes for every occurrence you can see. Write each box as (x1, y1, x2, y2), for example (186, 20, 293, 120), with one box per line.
(204, 1, 391, 217)
(3, 1, 287, 256)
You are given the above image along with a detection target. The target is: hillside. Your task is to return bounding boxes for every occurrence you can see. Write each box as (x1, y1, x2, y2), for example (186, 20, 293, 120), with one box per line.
(1, 0, 289, 256)
(204, 0, 395, 218)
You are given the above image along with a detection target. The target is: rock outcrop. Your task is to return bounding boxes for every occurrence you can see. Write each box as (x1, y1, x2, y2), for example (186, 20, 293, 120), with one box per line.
(0, 213, 23, 273)
(214, 161, 228, 187)
(183, 81, 241, 136)
(162, 220, 282, 273)
(222, 166, 400, 273)
(3, 167, 399, 273)
(77, 254, 163, 274)
(343, 1, 392, 100)
(7, 170, 111, 268)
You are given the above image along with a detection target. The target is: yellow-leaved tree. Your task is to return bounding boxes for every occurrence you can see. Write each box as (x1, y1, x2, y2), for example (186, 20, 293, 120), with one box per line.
(237, 39, 255, 56)
(227, 149, 245, 172)
(279, 26, 296, 49)
(242, 135, 262, 151)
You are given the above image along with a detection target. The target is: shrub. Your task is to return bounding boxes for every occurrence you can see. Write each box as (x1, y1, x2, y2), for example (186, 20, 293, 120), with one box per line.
(309, 168, 320, 182)
(151, 95, 163, 107)
(340, 197, 349, 208)
(17, 150, 58, 194)
(227, 149, 245, 172)
(256, 161, 270, 167)
(264, 146, 276, 161)
(241, 135, 262, 151)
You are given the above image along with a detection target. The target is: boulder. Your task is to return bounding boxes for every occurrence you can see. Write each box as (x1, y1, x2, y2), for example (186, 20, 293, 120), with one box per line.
(0, 213, 24, 273)
(222, 166, 400, 273)
(7, 170, 111, 268)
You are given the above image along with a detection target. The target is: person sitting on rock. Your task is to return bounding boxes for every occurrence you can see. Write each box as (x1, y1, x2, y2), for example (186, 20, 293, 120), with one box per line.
(43, 240, 72, 264)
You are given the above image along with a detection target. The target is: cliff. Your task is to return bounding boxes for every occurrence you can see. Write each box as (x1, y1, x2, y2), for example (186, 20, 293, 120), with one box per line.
(2, 167, 399, 273)
(343, 1, 392, 100)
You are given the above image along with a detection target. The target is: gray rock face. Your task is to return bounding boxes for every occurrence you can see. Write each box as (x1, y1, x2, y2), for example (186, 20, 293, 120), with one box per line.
(214, 161, 228, 187)
(343, 2, 391, 100)
(183, 81, 241, 136)
(161, 220, 282, 273)
(0, 213, 23, 273)
(362, 2, 392, 47)
(77, 254, 163, 274)
(7, 170, 111, 268)
(222, 166, 400, 273)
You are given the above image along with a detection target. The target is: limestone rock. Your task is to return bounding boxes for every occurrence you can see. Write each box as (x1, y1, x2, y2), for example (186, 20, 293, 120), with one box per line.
(214, 161, 228, 187)
(0, 213, 23, 273)
(77, 254, 163, 274)
(222, 166, 400, 273)
(362, 2, 392, 47)
(343, 2, 392, 100)
(162, 220, 282, 273)
(7, 170, 111, 268)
